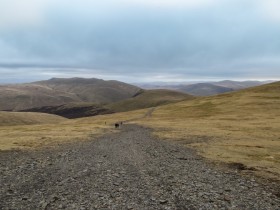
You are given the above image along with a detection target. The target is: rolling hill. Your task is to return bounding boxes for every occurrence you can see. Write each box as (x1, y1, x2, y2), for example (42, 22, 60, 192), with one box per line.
(134, 81, 280, 179)
(0, 78, 141, 111)
(176, 83, 234, 96)
(21, 89, 195, 118)
(149, 81, 280, 120)
(0, 83, 82, 111)
(211, 80, 269, 90)
(105, 89, 195, 112)
(22, 103, 113, 119)
(33, 78, 141, 103)
(0, 111, 66, 126)
(137, 80, 275, 96)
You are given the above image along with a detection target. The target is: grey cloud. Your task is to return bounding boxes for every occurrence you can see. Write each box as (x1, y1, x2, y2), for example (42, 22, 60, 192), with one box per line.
(0, 1, 280, 82)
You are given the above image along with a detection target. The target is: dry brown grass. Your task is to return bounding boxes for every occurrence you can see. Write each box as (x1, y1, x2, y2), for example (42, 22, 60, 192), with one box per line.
(135, 82, 280, 180)
(0, 111, 66, 126)
(0, 109, 147, 151)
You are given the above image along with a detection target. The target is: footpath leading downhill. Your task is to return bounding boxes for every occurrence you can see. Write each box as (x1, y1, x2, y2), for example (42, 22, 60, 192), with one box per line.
(0, 125, 279, 209)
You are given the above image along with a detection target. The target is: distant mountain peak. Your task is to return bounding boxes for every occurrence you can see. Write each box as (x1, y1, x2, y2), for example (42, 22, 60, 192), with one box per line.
(0, 78, 141, 111)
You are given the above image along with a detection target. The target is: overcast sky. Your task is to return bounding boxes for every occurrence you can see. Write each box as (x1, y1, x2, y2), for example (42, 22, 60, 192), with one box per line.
(0, 0, 280, 83)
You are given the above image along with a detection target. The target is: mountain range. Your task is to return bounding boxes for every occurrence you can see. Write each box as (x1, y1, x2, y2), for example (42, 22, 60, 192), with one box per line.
(136, 80, 274, 96)
(0, 78, 275, 118)
(22, 89, 193, 118)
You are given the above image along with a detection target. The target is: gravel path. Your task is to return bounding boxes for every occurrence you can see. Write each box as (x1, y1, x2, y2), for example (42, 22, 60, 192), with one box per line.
(0, 125, 279, 210)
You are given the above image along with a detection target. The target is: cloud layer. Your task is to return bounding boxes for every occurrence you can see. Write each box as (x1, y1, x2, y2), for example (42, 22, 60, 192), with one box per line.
(0, 0, 279, 83)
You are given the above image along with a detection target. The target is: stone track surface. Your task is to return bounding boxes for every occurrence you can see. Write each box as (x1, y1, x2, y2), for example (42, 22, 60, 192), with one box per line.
(0, 125, 279, 209)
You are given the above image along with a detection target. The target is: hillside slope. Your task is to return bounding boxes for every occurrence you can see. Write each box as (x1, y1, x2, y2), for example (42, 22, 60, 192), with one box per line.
(106, 89, 195, 112)
(151, 81, 280, 119)
(211, 80, 267, 90)
(137, 80, 273, 96)
(177, 83, 234, 96)
(0, 84, 81, 111)
(22, 103, 114, 119)
(0, 111, 66, 126)
(135, 81, 280, 179)
(21, 89, 194, 118)
(34, 78, 141, 103)
(0, 78, 141, 111)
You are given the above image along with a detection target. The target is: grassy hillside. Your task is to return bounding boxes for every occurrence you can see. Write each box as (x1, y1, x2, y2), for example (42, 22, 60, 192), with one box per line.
(0, 78, 141, 111)
(177, 83, 234, 96)
(19, 89, 193, 118)
(106, 89, 195, 112)
(0, 111, 66, 126)
(0, 109, 147, 151)
(0, 84, 82, 111)
(135, 81, 280, 180)
(137, 80, 271, 96)
(212, 80, 268, 90)
(22, 102, 113, 119)
(34, 78, 141, 103)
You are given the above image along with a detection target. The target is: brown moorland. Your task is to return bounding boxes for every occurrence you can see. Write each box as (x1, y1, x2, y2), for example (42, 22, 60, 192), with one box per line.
(0, 78, 140, 111)
(135, 81, 280, 180)
(0, 82, 279, 180)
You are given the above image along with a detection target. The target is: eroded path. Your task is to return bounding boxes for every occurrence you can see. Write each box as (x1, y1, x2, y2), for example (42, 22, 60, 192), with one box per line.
(0, 125, 279, 209)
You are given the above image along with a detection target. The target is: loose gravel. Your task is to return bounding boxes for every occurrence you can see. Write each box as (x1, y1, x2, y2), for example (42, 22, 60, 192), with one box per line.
(0, 125, 279, 209)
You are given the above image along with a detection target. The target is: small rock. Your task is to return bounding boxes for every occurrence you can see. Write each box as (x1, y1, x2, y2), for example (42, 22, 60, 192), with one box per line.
(42, 202, 49, 209)
(7, 189, 13, 194)
(160, 199, 168, 204)
(22, 196, 28, 201)
(52, 195, 59, 201)
(224, 195, 231, 202)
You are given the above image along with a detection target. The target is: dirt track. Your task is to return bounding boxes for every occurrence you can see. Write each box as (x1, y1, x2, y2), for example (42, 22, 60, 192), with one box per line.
(0, 125, 279, 209)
